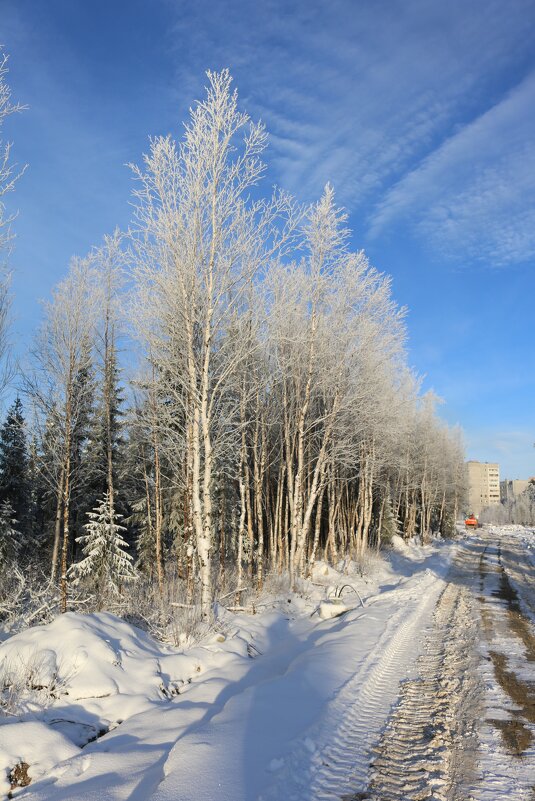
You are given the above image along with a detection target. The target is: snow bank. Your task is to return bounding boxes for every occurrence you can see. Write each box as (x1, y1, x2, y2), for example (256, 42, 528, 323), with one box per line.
(0, 611, 257, 741)
(0, 721, 79, 796)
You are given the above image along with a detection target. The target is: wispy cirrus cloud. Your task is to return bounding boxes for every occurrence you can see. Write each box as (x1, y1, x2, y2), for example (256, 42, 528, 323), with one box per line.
(5, 0, 535, 272)
(369, 71, 535, 265)
(1, 0, 533, 475)
(161, 0, 535, 266)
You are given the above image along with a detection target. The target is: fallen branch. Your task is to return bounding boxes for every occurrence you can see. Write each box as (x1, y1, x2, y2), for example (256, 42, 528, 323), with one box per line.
(218, 587, 248, 602)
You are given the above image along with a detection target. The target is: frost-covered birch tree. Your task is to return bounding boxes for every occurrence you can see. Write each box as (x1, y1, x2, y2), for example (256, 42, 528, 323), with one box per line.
(0, 50, 25, 252)
(264, 186, 407, 583)
(131, 70, 297, 615)
(27, 258, 97, 610)
(0, 50, 25, 400)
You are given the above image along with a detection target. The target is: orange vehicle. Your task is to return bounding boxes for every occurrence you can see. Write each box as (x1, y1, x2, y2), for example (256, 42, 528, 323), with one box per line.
(465, 514, 479, 529)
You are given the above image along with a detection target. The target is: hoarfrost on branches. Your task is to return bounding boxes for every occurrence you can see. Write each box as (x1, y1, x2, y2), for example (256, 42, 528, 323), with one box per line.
(70, 491, 136, 597)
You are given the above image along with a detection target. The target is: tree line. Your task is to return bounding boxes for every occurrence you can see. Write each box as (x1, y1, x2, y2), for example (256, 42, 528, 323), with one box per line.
(479, 482, 535, 526)
(0, 64, 466, 624)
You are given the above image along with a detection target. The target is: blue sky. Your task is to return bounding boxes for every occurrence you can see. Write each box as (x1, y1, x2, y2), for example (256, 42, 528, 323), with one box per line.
(1, 0, 534, 478)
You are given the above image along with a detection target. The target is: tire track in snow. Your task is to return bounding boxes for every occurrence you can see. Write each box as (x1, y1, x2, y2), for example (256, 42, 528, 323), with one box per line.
(366, 573, 480, 801)
(364, 534, 535, 801)
(311, 570, 448, 801)
(262, 568, 446, 801)
(469, 533, 535, 801)
(495, 532, 535, 623)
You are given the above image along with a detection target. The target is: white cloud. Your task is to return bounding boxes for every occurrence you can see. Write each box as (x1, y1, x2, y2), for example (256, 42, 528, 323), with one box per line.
(369, 72, 535, 265)
(163, 0, 535, 265)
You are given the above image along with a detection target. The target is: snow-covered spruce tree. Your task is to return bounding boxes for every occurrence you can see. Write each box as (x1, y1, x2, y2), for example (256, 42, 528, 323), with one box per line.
(26, 410, 62, 552)
(26, 434, 53, 550)
(0, 499, 21, 569)
(0, 397, 29, 534)
(76, 234, 133, 601)
(68, 364, 96, 542)
(71, 491, 136, 598)
(377, 491, 398, 548)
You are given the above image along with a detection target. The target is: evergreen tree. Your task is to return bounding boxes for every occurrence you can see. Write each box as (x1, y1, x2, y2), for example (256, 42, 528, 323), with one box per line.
(26, 436, 49, 547)
(132, 496, 155, 577)
(81, 231, 129, 539)
(0, 499, 21, 568)
(122, 404, 157, 575)
(379, 492, 398, 545)
(32, 408, 67, 570)
(0, 398, 29, 531)
(69, 364, 97, 547)
(83, 349, 125, 514)
(71, 491, 136, 595)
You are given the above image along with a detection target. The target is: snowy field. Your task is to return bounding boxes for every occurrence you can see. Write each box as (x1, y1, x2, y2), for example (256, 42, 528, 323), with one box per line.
(1, 528, 534, 800)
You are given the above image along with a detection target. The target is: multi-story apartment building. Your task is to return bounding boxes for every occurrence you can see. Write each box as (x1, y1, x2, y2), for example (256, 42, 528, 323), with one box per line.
(500, 479, 530, 503)
(466, 461, 500, 516)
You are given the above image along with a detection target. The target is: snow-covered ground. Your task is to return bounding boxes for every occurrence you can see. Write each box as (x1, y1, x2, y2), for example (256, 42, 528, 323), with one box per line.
(469, 527, 535, 801)
(1, 528, 534, 800)
(0, 538, 452, 800)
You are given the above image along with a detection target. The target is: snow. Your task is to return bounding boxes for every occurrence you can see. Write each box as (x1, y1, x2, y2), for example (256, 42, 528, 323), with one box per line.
(2, 531, 532, 800)
(316, 598, 352, 619)
(0, 722, 79, 796)
(0, 610, 260, 739)
(467, 527, 535, 800)
(0, 539, 455, 800)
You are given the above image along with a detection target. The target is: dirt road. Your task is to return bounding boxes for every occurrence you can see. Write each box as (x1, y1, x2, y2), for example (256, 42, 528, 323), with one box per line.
(364, 531, 535, 801)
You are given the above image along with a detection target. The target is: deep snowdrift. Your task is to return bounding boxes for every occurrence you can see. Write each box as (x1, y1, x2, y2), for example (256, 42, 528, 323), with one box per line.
(0, 542, 454, 800)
